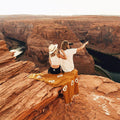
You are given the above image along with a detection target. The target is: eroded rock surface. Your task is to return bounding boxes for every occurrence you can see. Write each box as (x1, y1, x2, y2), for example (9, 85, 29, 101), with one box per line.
(0, 40, 120, 120)
(0, 32, 4, 40)
(27, 22, 94, 74)
(0, 40, 61, 120)
(0, 40, 15, 67)
(47, 75, 120, 120)
(0, 16, 96, 74)
(1, 15, 120, 56)
(2, 21, 33, 43)
(56, 16, 120, 55)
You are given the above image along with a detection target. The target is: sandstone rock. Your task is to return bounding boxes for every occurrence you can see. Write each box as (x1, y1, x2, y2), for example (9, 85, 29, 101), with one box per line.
(0, 40, 120, 120)
(56, 16, 120, 57)
(1, 15, 120, 57)
(0, 61, 36, 84)
(97, 83, 119, 94)
(0, 32, 4, 40)
(27, 22, 95, 74)
(0, 51, 15, 68)
(27, 22, 79, 64)
(78, 75, 103, 90)
(0, 17, 96, 74)
(47, 75, 120, 120)
(3, 21, 33, 42)
(0, 40, 15, 67)
(0, 40, 61, 120)
(0, 40, 36, 84)
(86, 23, 120, 54)
(0, 40, 9, 54)
(0, 73, 60, 120)
(74, 52, 95, 74)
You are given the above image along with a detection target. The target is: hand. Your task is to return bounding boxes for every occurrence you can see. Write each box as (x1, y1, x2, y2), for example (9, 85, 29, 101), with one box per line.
(84, 41, 89, 46)
(82, 41, 88, 48)
(60, 49, 64, 52)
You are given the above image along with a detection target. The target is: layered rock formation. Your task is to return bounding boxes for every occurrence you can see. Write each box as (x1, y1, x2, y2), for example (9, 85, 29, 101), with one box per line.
(0, 32, 4, 40)
(0, 15, 120, 119)
(86, 22, 120, 54)
(56, 16, 120, 58)
(27, 22, 94, 74)
(0, 17, 95, 74)
(0, 15, 120, 74)
(1, 15, 120, 56)
(47, 75, 120, 120)
(2, 21, 33, 43)
(0, 40, 15, 68)
(0, 40, 120, 120)
(0, 40, 61, 120)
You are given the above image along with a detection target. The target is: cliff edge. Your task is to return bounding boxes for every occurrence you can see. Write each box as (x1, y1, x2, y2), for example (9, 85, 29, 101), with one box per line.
(0, 40, 120, 120)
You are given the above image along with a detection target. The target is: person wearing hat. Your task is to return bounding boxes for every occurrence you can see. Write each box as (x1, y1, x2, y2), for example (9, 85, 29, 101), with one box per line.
(48, 44, 67, 74)
(60, 40, 88, 72)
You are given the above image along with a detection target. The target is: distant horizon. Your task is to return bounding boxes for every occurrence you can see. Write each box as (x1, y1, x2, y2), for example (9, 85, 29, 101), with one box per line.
(0, 14, 120, 17)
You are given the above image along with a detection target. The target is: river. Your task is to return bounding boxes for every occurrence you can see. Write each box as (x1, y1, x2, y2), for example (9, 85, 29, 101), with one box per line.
(86, 48, 120, 83)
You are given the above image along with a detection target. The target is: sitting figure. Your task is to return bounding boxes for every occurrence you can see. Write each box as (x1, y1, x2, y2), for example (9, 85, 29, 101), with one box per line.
(60, 40, 88, 72)
(48, 44, 66, 74)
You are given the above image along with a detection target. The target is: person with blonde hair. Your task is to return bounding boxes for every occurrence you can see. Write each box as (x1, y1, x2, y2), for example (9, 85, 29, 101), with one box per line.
(48, 44, 66, 74)
(60, 40, 88, 72)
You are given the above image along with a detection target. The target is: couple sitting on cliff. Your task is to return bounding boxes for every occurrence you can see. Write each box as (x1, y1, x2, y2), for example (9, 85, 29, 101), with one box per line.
(29, 40, 88, 104)
(48, 40, 88, 74)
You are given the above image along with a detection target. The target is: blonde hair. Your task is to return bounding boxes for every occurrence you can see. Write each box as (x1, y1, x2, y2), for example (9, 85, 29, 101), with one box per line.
(61, 40, 69, 50)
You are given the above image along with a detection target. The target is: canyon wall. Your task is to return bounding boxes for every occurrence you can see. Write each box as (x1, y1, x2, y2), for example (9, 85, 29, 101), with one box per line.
(0, 40, 61, 120)
(0, 15, 120, 73)
(0, 16, 96, 74)
(55, 16, 120, 58)
(0, 40, 120, 120)
(27, 21, 94, 74)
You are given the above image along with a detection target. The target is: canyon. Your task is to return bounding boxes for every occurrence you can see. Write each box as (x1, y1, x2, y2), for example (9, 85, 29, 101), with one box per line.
(0, 15, 120, 120)
(0, 40, 120, 120)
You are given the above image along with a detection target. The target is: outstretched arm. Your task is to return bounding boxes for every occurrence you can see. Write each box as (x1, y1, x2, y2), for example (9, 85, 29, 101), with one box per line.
(77, 41, 88, 53)
(57, 49, 67, 59)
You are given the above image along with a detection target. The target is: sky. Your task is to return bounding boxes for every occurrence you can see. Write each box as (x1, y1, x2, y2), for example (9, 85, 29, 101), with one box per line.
(0, 0, 120, 16)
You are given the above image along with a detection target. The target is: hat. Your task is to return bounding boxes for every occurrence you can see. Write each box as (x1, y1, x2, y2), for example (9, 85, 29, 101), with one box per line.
(49, 44, 58, 54)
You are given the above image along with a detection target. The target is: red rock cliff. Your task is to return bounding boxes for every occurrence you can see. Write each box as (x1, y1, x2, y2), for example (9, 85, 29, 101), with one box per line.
(1, 18, 95, 74)
(55, 16, 120, 57)
(0, 40, 61, 120)
(0, 40, 120, 120)
(1, 15, 120, 74)
(27, 21, 94, 74)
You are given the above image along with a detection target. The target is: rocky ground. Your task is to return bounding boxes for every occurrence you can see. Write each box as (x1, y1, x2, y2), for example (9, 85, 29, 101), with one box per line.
(47, 75, 120, 120)
(0, 15, 120, 120)
(0, 40, 61, 120)
(0, 40, 120, 120)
